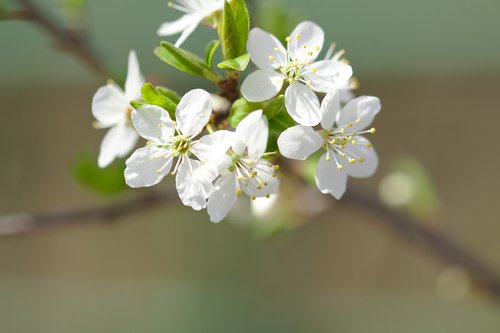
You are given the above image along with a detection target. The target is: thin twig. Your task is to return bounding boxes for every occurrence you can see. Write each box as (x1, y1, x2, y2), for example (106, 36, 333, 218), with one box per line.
(13, 0, 109, 77)
(0, 191, 176, 236)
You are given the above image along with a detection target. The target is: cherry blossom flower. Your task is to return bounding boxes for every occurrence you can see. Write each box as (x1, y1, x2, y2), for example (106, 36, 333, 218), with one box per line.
(278, 91, 381, 199)
(157, 0, 224, 47)
(124, 89, 233, 210)
(207, 110, 279, 223)
(241, 21, 353, 126)
(92, 50, 144, 168)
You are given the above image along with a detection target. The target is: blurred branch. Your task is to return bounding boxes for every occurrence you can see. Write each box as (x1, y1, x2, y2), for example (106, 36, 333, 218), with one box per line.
(1, 186, 499, 303)
(342, 189, 500, 301)
(11, 0, 108, 77)
(0, 191, 176, 236)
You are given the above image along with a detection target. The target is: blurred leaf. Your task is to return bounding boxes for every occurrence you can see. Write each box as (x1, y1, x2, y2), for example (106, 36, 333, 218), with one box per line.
(154, 42, 221, 82)
(256, 1, 300, 42)
(205, 40, 220, 68)
(218, 0, 249, 60)
(130, 101, 144, 109)
(380, 155, 441, 219)
(72, 152, 128, 195)
(141, 83, 177, 118)
(217, 53, 250, 71)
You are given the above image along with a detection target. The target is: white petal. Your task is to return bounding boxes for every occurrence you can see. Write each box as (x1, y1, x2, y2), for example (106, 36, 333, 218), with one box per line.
(234, 110, 268, 158)
(285, 83, 321, 126)
(157, 14, 200, 36)
(343, 136, 378, 178)
(192, 130, 234, 162)
(176, 158, 216, 210)
(303, 60, 353, 93)
(241, 161, 279, 198)
(315, 153, 348, 199)
(124, 50, 145, 101)
(124, 146, 173, 188)
(241, 70, 284, 102)
(288, 21, 324, 63)
(207, 175, 238, 223)
(277, 125, 323, 160)
(98, 123, 139, 168)
(338, 96, 381, 132)
(176, 89, 212, 137)
(247, 28, 287, 69)
(92, 84, 128, 127)
(131, 105, 175, 144)
(320, 91, 341, 130)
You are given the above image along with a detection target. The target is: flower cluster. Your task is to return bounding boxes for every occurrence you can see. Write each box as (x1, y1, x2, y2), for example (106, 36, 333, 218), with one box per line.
(91, 1, 381, 223)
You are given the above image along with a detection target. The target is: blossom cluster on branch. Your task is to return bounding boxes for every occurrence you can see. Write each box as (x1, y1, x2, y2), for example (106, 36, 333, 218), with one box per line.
(91, 0, 381, 223)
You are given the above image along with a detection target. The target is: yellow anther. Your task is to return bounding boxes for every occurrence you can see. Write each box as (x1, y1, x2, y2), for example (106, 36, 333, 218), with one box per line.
(305, 80, 311, 87)
(167, 2, 174, 7)
(273, 165, 280, 170)
(311, 67, 317, 73)
(265, 194, 271, 199)
(358, 158, 365, 163)
(330, 139, 337, 144)
(340, 128, 345, 134)
(236, 189, 243, 197)
(295, 33, 301, 39)
(256, 185, 262, 190)
(349, 159, 356, 165)
(351, 140, 356, 145)
(263, 181, 268, 186)
(337, 164, 343, 170)
(325, 156, 331, 161)
(366, 143, 373, 148)
(307, 51, 313, 56)
(347, 123, 353, 128)
(339, 152, 347, 157)
(369, 128, 376, 134)
(355, 117, 361, 123)
(269, 55, 275, 61)
(315, 45, 320, 51)
(274, 47, 280, 52)
(251, 196, 257, 201)
(285, 37, 291, 42)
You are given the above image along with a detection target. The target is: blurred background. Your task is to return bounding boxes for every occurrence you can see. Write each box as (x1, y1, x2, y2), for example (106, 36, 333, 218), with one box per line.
(1, 0, 499, 332)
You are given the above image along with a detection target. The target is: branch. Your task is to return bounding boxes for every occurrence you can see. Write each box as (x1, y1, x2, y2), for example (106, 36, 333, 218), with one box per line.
(342, 189, 500, 301)
(12, 0, 109, 78)
(0, 191, 176, 236)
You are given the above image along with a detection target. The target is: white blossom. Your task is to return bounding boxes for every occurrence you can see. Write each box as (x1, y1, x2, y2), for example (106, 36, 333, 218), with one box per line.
(207, 110, 279, 223)
(278, 91, 381, 199)
(241, 21, 353, 126)
(92, 50, 144, 168)
(124, 89, 233, 210)
(157, 0, 224, 47)
(324, 43, 359, 104)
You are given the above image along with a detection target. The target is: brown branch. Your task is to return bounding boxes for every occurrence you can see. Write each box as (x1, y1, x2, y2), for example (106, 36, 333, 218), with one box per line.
(12, 0, 109, 78)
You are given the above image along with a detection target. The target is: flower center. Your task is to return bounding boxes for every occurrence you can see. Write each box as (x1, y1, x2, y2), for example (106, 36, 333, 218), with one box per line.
(171, 135, 191, 156)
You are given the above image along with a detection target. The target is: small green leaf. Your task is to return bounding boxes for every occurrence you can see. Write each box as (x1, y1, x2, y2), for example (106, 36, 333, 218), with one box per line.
(219, 0, 239, 60)
(156, 86, 181, 104)
(72, 152, 129, 195)
(229, 97, 265, 128)
(155, 41, 221, 82)
(229, 0, 250, 55)
(217, 53, 250, 71)
(141, 83, 177, 117)
(130, 101, 144, 109)
(205, 40, 220, 68)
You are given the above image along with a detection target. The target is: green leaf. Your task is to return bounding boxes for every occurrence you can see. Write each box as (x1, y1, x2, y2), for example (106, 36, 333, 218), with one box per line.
(229, 0, 250, 55)
(156, 86, 181, 104)
(218, 0, 239, 60)
(205, 40, 220, 68)
(229, 97, 265, 128)
(141, 83, 177, 117)
(217, 53, 250, 71)
(72, 152, 129, 195)
(130, 101, 144, 109)
(154, 41, 221, 82)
